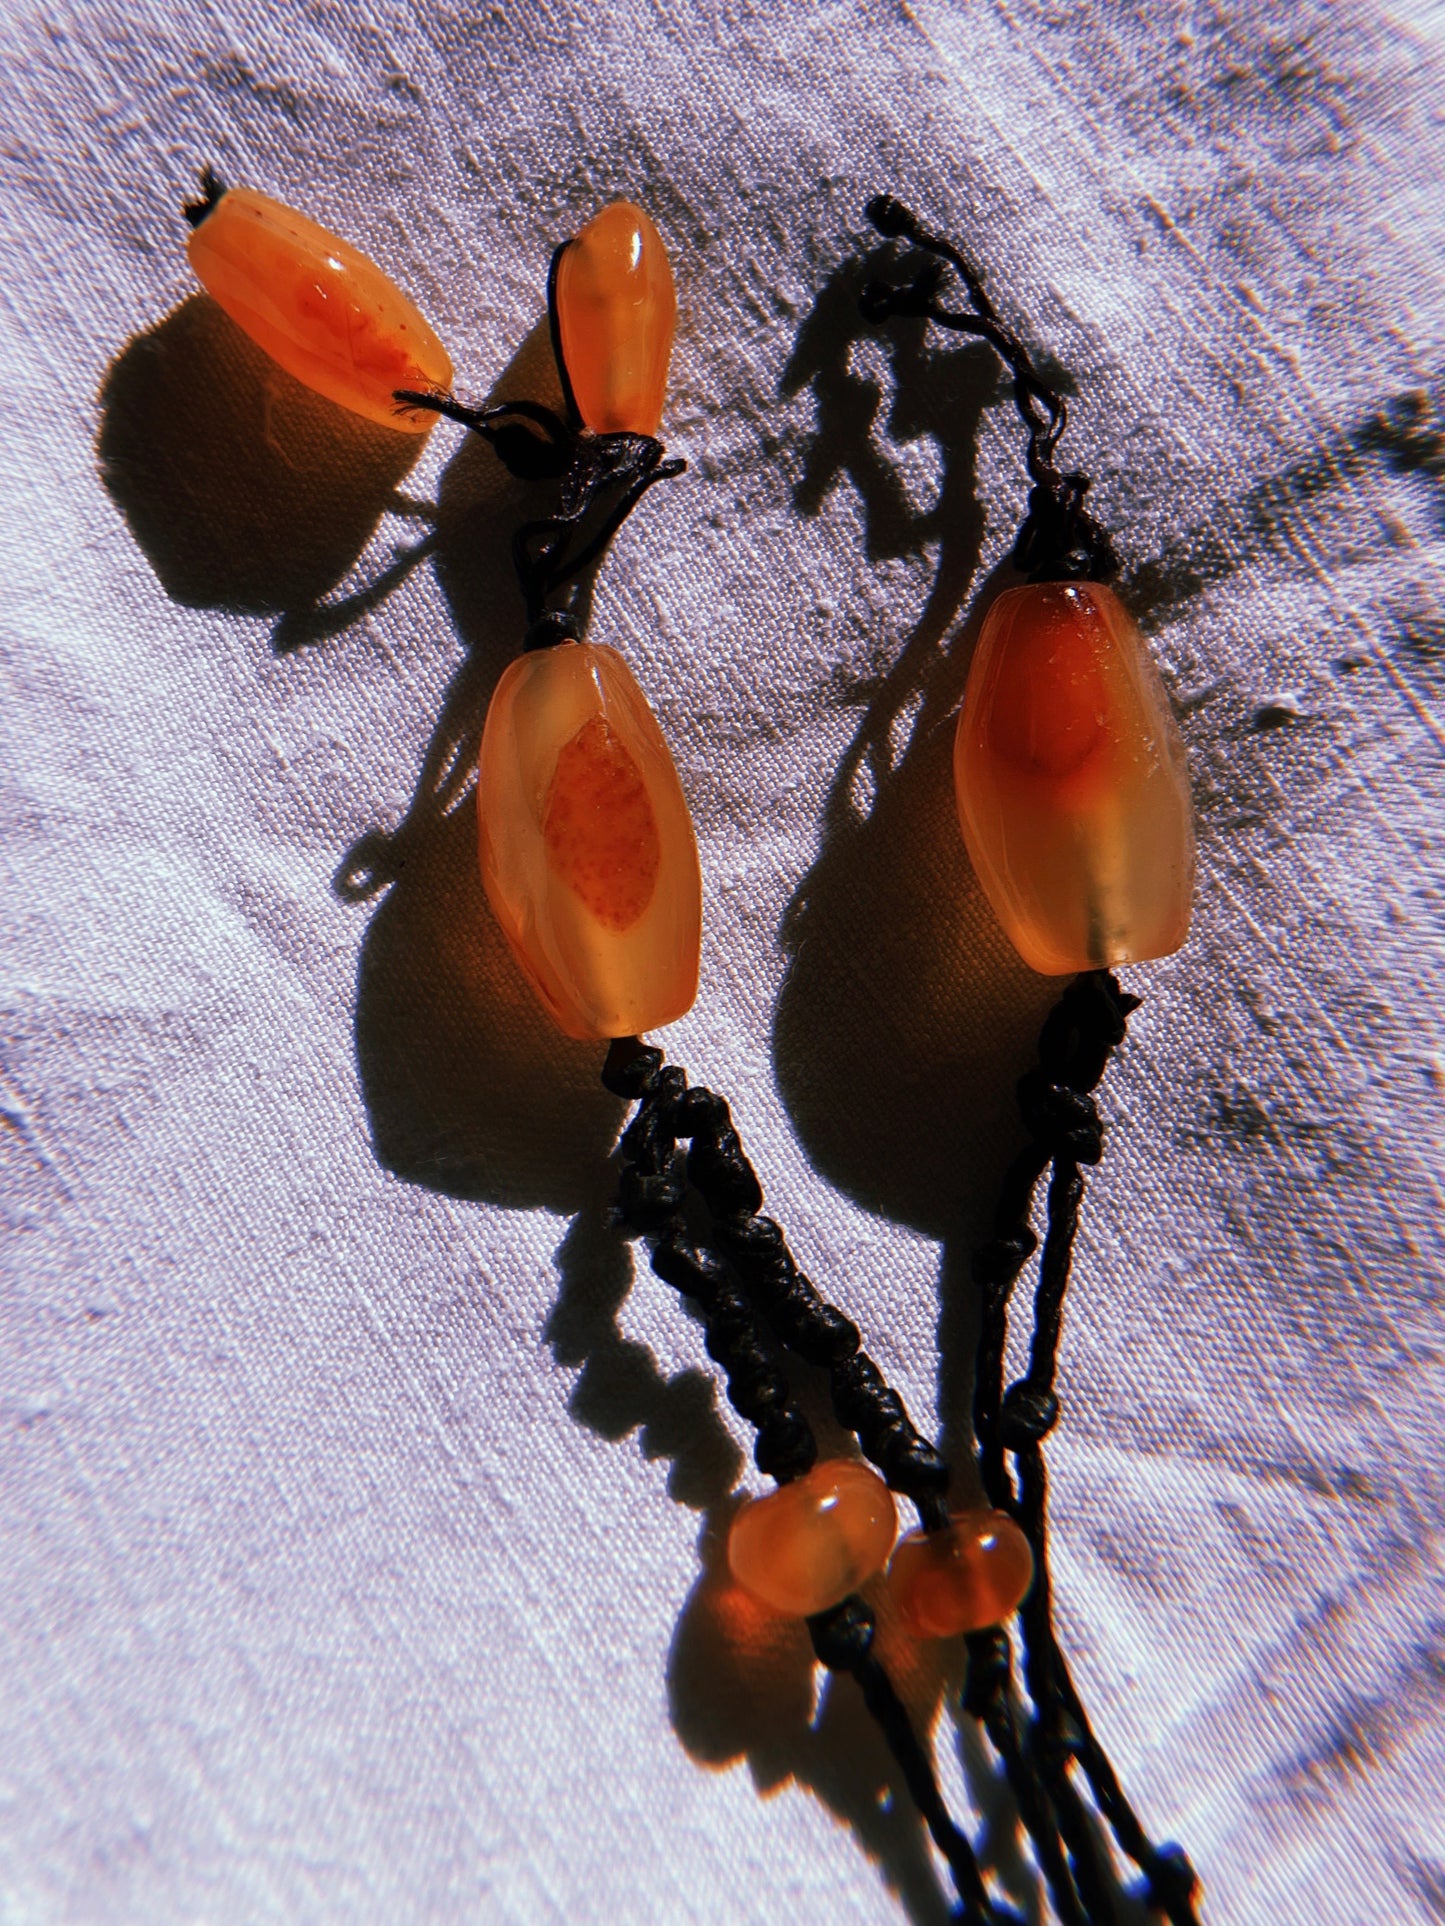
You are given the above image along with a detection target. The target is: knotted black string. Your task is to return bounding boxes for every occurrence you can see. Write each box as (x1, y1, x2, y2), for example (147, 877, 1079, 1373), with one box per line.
(393, 197, 1196, 1916)
(603, 1038, 1003, 1921)
(392, 386, 685, 643)
(606, 972, 1200, 1925)
(861, 195, 1117, 586)
(965, 973, 1200, 1924)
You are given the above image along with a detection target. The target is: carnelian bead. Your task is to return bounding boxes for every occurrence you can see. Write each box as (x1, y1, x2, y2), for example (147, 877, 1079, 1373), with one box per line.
(727, 1460, 898, 1618)
(553, 202, 676, 436)
(954, 580, 1194, 975)
(477, 641, 701, 1040)
(186, 186, 452, 433)
(888, 1510, 1035, 1638)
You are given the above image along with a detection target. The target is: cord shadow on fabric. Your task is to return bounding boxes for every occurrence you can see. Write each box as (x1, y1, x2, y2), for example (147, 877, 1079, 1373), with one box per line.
(98, 293, 422, 615)
(773, 252, 1058, 1461)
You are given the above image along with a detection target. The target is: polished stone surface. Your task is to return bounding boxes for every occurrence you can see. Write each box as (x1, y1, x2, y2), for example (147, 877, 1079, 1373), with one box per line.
(187, 185, 451, 432)
(554, 201, 676, 437)
(954, 580, 1194, 974)
(477, 641, 701, 1039)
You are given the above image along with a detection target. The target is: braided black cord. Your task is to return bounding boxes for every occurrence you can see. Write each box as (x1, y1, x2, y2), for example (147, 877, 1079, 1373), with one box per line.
(964, 972, 1201, 1925)
(608, 1048, 955, 1524)
(603, 1039, 1002, 1924)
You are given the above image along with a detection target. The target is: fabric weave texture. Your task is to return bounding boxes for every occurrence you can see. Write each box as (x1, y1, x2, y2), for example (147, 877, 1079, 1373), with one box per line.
(1, 2, 1442, 1921)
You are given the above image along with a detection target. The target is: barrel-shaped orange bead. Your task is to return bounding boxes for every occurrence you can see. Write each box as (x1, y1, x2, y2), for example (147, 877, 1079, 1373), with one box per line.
(553, 202, 676, 436)
(727, 1460, 898, 1617)
(477, 641, 701, 1040)
(954, 581, 1194, 975)
(889, 1510, 1035, 1638)
(186, 186, 452, 432)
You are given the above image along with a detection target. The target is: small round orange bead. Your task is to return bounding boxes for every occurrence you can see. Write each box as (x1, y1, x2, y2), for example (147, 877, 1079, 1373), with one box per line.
(889, 1510, 1035, 1639)
(727, 1460, 898, 1618)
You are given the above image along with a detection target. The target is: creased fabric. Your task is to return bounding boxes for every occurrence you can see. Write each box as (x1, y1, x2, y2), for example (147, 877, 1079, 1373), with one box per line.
(1, 2, 1442, 1921)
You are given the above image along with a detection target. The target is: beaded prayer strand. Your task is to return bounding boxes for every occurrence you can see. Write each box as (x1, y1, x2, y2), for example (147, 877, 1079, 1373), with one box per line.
(175, 173, 1202, 1921)
(176, 177, 1003, 1908)
(397, 203, 1005, 1925)
(859, 199, 1202, 1921)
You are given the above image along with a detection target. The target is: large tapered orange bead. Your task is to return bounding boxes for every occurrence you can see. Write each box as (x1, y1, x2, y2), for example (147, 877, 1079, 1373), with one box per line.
(954, 580, 1194, 974)
(186, 186, 452, 432)
(727, 1460, 898, 1618)
(553, 203, 676, 436)
(477, 641, 701, 1040)
(888, 1510, 1034, 1638)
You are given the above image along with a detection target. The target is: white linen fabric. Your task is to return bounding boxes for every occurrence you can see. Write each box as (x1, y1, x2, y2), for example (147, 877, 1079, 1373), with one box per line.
(2, 2, 1442, 1921)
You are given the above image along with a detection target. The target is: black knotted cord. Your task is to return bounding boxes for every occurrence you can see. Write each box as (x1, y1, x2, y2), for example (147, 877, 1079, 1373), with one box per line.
(394, 383, 685, 643)
(604, 974, 1199, 1924)
(602, 1037, 1002, 1925)
(968, 975, 1200, 1924)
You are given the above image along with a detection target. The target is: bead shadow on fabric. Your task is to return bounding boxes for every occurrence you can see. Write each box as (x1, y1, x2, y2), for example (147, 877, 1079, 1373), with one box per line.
(97, 293, 423, 620)
(340, 319, 626, 1214)
(774, 253, 1057, 1451)
(99, 293, 624, 1214)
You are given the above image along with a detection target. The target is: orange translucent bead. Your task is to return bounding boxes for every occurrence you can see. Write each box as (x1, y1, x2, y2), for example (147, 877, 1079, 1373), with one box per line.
(727, 1460, 898, 1618)
(954, 580, 1194, 975)
(477, 641, 701, 1040)
(186, 186, 452, 433)
(553, 202, 676, 436)
(889, 1510, 1035, 1638)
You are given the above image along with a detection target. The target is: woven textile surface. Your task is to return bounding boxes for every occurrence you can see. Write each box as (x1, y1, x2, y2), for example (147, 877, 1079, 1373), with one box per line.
(2, 2, 1442, 1920)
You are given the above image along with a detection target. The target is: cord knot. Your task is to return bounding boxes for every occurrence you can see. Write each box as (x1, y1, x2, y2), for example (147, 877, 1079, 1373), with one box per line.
(1016, 1070, 1103, 1164)
(1000, 1383, 1060, 1448)
(808, 1595, 876, 1672)
(601, 1036, 662, 1099)
(523, 609, 582, 651)
(1142, 1843, 1201, 1915)
(971, 1228, 1039, 1286)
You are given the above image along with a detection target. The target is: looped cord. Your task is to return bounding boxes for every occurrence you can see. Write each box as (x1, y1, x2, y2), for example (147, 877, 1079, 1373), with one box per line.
(859, 194, 1118, 585)
(807, 1595, 876, 1671)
